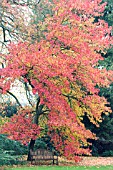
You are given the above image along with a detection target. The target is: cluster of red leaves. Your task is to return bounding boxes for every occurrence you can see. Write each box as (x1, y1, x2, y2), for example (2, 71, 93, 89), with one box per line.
(0, 109, 40, 145)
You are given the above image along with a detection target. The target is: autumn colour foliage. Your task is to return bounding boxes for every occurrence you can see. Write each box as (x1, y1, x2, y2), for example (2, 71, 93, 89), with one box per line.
(0, 0, 113, 161)
(1, 108, 40, 145)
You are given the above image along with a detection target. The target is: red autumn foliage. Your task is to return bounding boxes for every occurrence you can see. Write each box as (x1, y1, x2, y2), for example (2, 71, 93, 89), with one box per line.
(0, 0, 113, 161)
(0, 108, 40, 145)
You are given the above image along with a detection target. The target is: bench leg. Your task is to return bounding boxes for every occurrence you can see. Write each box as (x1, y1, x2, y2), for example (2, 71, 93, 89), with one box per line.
(53, 159, 58, 165)
(56, 158, 58, 165)
(31, 160, 33, 165)
(53, 159, 55, 164)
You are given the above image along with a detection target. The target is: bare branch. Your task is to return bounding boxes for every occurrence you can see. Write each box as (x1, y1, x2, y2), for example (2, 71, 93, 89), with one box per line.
(6, 90, 23, 107)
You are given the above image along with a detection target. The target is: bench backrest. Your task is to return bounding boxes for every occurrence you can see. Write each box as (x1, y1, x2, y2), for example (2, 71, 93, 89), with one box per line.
(30, 149, 54, 159)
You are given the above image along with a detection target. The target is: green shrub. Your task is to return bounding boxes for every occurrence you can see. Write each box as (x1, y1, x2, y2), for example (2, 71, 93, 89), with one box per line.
(102, 150, 113, 157)
(0, 134, 28, 165)
(34, 139, 47, 150)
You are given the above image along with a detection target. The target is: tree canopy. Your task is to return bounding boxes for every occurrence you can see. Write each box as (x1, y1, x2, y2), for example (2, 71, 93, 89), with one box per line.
(0, 0, 113, 161)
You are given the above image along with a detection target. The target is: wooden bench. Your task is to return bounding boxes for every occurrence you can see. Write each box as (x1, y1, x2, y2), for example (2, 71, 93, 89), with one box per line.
(30, 149, 58, 165)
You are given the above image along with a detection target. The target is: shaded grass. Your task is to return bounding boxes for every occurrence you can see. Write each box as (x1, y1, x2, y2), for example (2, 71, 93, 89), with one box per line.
(4, 165, 113, 170)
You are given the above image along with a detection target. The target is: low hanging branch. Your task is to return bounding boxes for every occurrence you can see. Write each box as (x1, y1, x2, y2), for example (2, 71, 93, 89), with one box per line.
(7, 90, 22, 107)
(0, 87, 22, 107)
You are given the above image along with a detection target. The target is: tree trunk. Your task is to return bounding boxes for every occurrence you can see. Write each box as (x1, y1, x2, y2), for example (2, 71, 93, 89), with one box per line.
(27, 139, 35, 161)
(27, 96, 42, 161)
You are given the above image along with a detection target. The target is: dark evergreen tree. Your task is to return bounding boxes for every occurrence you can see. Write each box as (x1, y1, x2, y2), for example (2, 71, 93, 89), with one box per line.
(83, 0, 113, 156)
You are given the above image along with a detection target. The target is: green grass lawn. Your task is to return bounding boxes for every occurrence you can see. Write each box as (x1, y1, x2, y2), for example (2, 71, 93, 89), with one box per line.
(5, 165, 113, 170)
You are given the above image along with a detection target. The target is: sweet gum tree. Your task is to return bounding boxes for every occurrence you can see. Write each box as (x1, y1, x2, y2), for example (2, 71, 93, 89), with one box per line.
(0, 0, 113, 161)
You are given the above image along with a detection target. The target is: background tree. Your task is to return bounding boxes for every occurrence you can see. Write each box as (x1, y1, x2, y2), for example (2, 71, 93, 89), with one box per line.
(82, 0, 113, 156)
(0, 0, 52, 48)
(98, 0, 113, 70)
